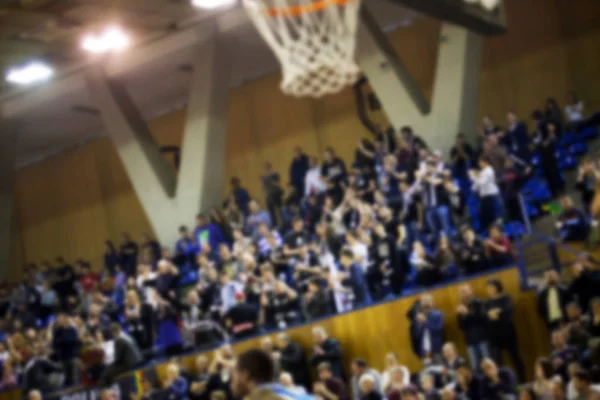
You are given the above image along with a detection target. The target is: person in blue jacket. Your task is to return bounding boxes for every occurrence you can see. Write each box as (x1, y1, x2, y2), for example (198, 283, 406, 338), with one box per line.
(557, 196, 590, 242)
(174, 225, 198, 268)
(338, 248, 372, 309)
(194, 214, 225, 256)
(410, 294, 444, 364)
(163, 363, 189, 400)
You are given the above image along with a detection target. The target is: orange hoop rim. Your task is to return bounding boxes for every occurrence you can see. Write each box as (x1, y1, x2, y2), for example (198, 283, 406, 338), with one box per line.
(258, 0, 352, 17)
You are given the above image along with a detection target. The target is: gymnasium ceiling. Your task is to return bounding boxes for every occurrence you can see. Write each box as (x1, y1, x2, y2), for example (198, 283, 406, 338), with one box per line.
(0, 0, 502, 167)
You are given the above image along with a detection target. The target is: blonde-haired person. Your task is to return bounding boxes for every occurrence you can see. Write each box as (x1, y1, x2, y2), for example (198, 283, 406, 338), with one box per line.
(163, 363, 189, 400)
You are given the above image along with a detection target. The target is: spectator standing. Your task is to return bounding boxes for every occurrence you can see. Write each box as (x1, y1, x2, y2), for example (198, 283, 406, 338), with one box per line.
(470, 156, 501, 233)
(537, 270, 571, 331)
(305, 157, 327, 198)
(51, 313, 81, 387)
(262, 162, 285, 227)
(246, 200, 273, 236)
(321, 147, 348, 206)
(505, 110, 532, 162)
(230, 177, 252, 216)
(484, 279, 525, 382)
(195, 214, 226, 256)
(450, 133, 474, 180)
(565, 91, 584, 125)
(410, 294, 444, 364)
(119, 233, 139, 276)
(338, 248, 372, 309)
(99, 323, 142, 387)
(290, 147, 310, 197)
(275, 333, 309, 389)
(538, 123, 565, 197)
(576, 157, 597, 213)
(310, 326, 343, 379)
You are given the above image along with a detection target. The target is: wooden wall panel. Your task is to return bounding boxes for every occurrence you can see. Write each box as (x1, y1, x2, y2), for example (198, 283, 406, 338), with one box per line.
(150, 268, 549, 383)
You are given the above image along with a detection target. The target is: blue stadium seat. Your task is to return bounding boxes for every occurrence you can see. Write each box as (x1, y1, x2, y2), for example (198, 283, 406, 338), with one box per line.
(580, 126, 598, 140)
(568, 142, 588, 156)
(559, 132, 578, 148)
(530, 153, 541, 166)
(504, 221, 525, 239)
(558, 156, 577, 170)
(555, 148, 568, 160)
(179, 270, 199, 287)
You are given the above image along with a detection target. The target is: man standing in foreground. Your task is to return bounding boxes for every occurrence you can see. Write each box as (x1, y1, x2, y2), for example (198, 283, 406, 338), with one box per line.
(231, 349, 315, 400)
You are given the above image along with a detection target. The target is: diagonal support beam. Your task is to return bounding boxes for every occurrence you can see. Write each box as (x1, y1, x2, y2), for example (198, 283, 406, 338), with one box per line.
(359, 18, 483, 154)
(386, 0, 507, 36)
(360, 5, 431, 115)
(85, 23, 230, 248)
(85, 66, 177, 200)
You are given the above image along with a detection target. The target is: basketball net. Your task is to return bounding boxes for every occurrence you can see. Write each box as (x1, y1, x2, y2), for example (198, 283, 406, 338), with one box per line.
(242, 0, 362, 98)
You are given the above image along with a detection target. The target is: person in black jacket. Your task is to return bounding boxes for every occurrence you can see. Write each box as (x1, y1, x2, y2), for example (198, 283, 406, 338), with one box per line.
(457, 226, 487, 275)
(99, 324, 143, 388)
(481, 358, 517, 399)
(51, 313, 81, 387)
(568, 257, 600, 314)
(304, 279, 330, 321)
(456, 284, 489, 371)
(576, 157, 597, 214)
(454, 360, 483, 399)
(484, 279, 525, 382)
(368, 223, 397, 300)
(537, 270, 572, 331)
(310, 326, 344, 379)
(276, 332, 310, 389)
(22, 344, 64, 393)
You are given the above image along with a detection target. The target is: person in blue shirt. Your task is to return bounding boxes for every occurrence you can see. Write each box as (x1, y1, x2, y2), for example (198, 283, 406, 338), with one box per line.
(246, 200, 272, 236)
(194, 214, 225, 256)
(556, 196, 589, 242)
(339, 248, 372, 309)
(163, 363, 189, 400)
(410, 294, 444, 364)
(175, 225, 198, 268)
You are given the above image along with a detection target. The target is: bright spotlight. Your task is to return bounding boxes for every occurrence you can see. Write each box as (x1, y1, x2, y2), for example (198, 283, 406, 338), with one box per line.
(5, 62, 54, 85)
(81, 26, 130, 54)
(191, 0, 237, 9)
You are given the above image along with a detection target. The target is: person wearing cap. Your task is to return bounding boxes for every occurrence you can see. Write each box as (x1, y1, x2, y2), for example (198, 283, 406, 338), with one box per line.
(223, 291, 259, 340)
(231, 349, 314, 400)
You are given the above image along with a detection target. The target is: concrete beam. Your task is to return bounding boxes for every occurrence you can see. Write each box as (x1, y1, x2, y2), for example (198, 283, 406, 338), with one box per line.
(85, 23, 230, 248)
(360, 21, 482, 154)
(386, 0, 506, 36)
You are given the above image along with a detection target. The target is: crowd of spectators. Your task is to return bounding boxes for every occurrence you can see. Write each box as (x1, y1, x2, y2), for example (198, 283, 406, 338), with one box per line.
(1, 92, 599, 399)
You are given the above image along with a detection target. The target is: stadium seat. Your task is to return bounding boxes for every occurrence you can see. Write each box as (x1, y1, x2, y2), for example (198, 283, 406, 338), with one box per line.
(558, 132, 578, 148)
(504, 221, 526, 239)
(580, 126, 599, 140)
(558, 156, 577, 170)
(568, 142, 588, 156)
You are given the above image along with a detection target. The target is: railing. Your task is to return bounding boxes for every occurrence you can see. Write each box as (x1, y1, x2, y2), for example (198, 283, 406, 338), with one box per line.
(515, 230, 589, 290)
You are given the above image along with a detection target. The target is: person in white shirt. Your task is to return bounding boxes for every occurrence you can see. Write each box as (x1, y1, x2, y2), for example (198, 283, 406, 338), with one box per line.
(381, 352, 411, 391)
(470, 156, 501, 232)
(304, 156, 327, 197)
(565, 91, 584, 123)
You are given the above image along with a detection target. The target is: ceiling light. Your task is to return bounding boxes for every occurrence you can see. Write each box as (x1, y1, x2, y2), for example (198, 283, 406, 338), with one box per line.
(5, 62, 54, 85)
(191, 0, 237, 9)
(81, 26, 130, 54)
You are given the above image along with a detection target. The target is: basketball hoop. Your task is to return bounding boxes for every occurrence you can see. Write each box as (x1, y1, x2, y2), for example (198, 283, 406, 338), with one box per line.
(242, 0, 362, 98)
